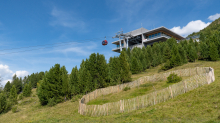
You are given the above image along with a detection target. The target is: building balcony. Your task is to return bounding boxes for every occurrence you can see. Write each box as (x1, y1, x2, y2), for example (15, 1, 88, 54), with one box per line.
(112, 46, 126, 53)
(143, 34, 171, 43)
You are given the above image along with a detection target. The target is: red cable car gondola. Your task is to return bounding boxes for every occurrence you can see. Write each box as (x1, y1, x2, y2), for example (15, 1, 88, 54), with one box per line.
(102, 36, 108, 46)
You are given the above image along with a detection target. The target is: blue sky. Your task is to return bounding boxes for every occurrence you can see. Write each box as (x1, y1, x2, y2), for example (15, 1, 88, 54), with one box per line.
(0, 0, 220, 87)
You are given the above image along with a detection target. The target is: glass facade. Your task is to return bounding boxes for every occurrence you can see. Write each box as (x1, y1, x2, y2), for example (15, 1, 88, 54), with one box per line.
(116, 43, 124, 48)
(146, 32, 171, 40)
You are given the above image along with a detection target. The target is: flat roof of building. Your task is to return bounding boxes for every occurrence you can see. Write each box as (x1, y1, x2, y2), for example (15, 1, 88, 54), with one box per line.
(112, 26, 185, 44)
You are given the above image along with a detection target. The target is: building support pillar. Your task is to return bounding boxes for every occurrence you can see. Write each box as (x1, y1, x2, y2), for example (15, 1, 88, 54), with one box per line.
(126, 37, 129, 50)
(142, 34, 144, 48)
(119, 37, 122, 52)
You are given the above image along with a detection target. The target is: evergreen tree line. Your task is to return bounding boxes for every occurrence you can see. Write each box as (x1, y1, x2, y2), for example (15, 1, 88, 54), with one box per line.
(3, 72, 44, 97)
(124, 31, 220, 72)
(0, 72, 44, 114)
(37, 51, 131, 106)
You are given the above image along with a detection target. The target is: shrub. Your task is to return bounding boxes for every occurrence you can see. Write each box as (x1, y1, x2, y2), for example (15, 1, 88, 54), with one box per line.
(71, 94, 83, 102)
(123, 86, 131, 91)
(12, 106, 17, 113)
(167, 73, 182, 83)
(161, 60, 171, 71)
(48, 98, 56, 107)
(18, 94, 23, 100)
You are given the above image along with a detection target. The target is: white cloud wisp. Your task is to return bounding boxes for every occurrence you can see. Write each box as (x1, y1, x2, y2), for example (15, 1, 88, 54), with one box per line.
(50, 7, 86, 30)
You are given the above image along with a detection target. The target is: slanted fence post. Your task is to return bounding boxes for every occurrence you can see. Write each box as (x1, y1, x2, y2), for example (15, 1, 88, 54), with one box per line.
(169, 86, 173, 99)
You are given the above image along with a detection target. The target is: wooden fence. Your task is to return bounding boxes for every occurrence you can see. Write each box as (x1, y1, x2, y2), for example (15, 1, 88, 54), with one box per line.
(78, 67, 215, 116)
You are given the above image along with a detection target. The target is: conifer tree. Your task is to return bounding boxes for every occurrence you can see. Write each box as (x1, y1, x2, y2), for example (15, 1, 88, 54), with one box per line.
(178, 45, 188, 64)
(188, 44, 197, 62)
(146, 45, 153, 65)
(61, 66, 70, 101)
(4, 81, 11, 92)
(199, 42, 209, 60)
(11, 74, 22, 94)
(209, 42, 219, 61)
(88, 53, 97, 82)
(119, 50, 132, 83)
(126, 47, 131, 59)
(199, 32, 205, 42)
(78, 60, 86, 93)
(69, 66, 79, 95)
(22, 84, 28, 97)
(37, 64, 63, 105)
(108, 57, 120, 85)
(167, 37, 177, 49)
(96, 53, 108, 87)
(142, 58, 147, 70)
(0, 93, 7, 114)
(170, 44, 182, 67)
(151, 54, 157, 67)
(137, 59, 143, 72)
(27, 81, 32, 96)
(83, 69, 92, 93)
(9, 85, 17, 105)
(131, 56, 139, 74)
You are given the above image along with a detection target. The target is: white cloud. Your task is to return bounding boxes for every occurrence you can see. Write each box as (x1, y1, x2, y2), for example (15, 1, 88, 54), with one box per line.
(208, 13, 220, 21)
(13, 71, 29, 78)
(171, 20, 211, 37)
(0, 64, 29, 87)
(50, 7, 86, 30)
(0, 64, 13, 86)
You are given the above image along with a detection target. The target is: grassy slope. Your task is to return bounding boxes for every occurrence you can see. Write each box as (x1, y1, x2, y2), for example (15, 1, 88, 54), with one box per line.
(87, 76, 191, 105)
(0, 60, 220, 123)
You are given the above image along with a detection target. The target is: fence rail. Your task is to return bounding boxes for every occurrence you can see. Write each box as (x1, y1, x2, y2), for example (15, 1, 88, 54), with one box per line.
(79, 67, 215, 116)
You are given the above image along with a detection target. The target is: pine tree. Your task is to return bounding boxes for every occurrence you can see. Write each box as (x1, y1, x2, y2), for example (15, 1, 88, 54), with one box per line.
(37, 64, 63, 105)
(83, 69, 92, 93)
(108, 57, 120, 85)
(188, 44, 197, 62)
(69, 66, 79, 95)
(151, 52, 158, 67)
(178, 45, 188, 64)
(163, 43, 171, 62)
(146, 45, 153, 65)
(11, 74, 22, 94)
(119, 50, 132, 83)
(22, 84, 28, 97)
(170, 44, 182, 67)
(199, 42, 209, 60)
(199, 32, 205, 42)
(131, 56, 139, 74)
(27, 81, 32, 96)
(209, 42, 219, 61)
(142, 58, 147, 70)
(88, 53, 97, 83)
(9, 85, 17, 105)
(4, 81, 11, 97)
(0, 93, 7, 114)
(61, 66, 70, 101)
(96, 53, 108, 87)
(167, 37, 177, 49)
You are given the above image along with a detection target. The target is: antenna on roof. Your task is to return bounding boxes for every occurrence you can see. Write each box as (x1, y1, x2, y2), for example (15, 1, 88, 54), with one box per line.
(141, 23, 142, 28)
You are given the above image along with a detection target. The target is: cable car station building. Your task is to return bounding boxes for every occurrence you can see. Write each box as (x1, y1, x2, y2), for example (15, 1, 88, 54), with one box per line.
(112, 26, 184, 53)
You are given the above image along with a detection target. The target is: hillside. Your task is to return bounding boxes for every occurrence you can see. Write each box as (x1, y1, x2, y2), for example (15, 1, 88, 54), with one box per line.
(0, 60, 220, 123)
(187, 17, 220, 38)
